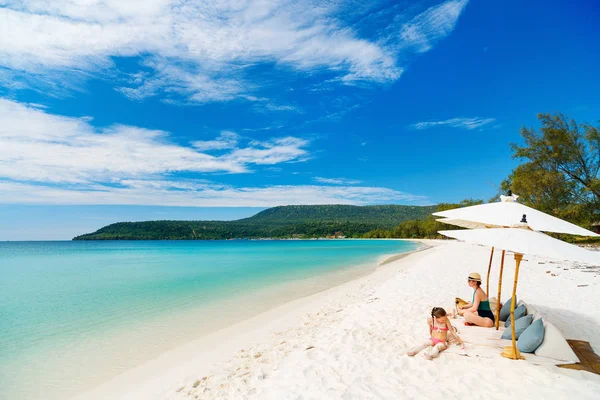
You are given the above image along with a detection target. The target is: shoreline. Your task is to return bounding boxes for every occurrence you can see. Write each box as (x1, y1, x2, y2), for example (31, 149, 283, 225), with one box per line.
(73, 241, 437, 400)
(378, 241, 432, 266)
(73, 240, 433, 400)
(76, 239, 600, 399)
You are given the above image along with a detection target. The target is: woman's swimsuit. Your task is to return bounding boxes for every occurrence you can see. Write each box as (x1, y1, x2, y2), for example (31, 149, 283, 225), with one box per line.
(430, 322, 448, 345)
(473, 290, 496, 322)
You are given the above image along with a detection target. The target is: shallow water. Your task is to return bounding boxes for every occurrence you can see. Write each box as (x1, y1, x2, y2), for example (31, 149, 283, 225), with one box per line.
(0, 239, 417, 400)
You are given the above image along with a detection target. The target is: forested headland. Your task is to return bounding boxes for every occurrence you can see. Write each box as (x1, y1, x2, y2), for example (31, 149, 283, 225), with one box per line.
(74, 113, 600, 241)
(73, 204, 437, 240)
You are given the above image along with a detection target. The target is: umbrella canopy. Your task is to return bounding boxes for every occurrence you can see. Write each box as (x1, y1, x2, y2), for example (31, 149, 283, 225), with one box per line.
(434, 201, 599, 237)
(439, 228, 600, 265)
(436, 218, 502, 229)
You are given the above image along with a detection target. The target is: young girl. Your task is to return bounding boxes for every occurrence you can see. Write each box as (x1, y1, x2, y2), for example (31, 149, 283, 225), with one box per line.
(407, 307, 465, 360)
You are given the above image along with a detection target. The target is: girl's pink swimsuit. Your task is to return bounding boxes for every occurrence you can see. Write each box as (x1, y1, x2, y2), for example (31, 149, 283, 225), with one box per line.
(431, 323, 448, 345)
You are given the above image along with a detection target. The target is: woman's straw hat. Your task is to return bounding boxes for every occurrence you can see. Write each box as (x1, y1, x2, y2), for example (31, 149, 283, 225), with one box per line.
(468, 272, 482, 282)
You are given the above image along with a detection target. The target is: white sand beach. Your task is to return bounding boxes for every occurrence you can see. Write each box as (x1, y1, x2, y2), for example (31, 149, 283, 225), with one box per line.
(76, 240, 600, 400)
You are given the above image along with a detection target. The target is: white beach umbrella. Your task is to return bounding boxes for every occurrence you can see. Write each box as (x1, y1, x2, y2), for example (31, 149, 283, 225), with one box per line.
(435, 193, 598, 327)
(436, 217, 506, 298)
(439, 228, 600, 266)
(439, 225, 600, 360)
(436, 218, 502, 229)
(434, 195, 599, 237)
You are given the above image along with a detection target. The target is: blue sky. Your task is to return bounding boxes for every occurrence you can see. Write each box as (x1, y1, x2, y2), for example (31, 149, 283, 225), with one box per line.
(1, 0, 599, 240)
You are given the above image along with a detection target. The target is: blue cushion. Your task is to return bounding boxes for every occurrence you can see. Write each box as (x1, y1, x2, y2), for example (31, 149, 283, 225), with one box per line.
(500, 296, 517, 321)
(517, 318, 545, 353)
(502, 314, 533, 340)
(505, 304, 527, 328)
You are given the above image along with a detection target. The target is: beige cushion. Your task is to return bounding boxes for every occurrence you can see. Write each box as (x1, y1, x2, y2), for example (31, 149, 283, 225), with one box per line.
(455, 297, 469, 308)
(525, 303, 543, 322)
(488, 297, 498, 312)
(534, 321, 579, 363)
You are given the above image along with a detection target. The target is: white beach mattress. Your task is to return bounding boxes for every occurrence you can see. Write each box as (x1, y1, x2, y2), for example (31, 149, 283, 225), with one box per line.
(447, 317, 576, 366)
(534, 321, 580, 363)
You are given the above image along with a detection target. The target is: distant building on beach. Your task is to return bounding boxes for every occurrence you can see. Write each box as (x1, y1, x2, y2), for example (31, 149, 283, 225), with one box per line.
(325, 232, 345, 239)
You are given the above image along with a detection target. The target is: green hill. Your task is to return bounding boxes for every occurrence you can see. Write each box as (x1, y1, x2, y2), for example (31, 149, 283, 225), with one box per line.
(73, 204, 436, 240)
(240, 205, 433, 224)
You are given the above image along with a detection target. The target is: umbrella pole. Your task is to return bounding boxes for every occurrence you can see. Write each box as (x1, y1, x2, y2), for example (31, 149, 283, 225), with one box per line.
(486, 247, 494, 296)
(501, 253, 525, 360)
(495, 250, 505, 330)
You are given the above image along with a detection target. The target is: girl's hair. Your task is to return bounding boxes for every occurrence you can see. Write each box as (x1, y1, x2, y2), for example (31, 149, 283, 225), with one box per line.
(431, 307, 447, 319)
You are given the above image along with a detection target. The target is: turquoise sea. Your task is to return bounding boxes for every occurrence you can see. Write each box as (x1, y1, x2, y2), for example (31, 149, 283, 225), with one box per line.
(0, 239, 418, 400)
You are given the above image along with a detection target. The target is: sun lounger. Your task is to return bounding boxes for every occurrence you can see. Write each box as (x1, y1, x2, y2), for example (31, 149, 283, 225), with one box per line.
(447, 315, 578, 367)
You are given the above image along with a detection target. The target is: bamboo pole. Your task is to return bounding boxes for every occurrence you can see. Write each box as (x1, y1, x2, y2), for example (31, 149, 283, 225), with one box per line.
(486, 247, 494, 296)
(495, 250, 505, 330)
(501, 253, 524, 360)
(509, 254, 521, 359)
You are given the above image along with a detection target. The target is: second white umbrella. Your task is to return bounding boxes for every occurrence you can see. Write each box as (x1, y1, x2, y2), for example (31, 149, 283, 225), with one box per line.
(439, 228, 600, 265)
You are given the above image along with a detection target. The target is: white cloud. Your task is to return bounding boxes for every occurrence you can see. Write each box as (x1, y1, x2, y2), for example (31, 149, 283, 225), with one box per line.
(245, 96, 301, 113)
(398, 0, 469, 53)
(226, 137, 310, 165)
(314, 177, 362, 185)
(411, 117, 496, 130)
(262, 103, 300, 112)
(0, 180, 427, 207)
(0, 98, 310, 184)
(116, 60, 247, 103)
(192, 131, 239, 151)
(0, 98, 430, 206)
(0, 1, 469, 102)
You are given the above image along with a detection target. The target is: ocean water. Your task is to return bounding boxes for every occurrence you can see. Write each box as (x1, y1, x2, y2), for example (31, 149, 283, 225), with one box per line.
(0, 239, 418, 400)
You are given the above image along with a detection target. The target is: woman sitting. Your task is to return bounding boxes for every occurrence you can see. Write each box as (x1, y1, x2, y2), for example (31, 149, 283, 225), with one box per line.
(457, 272, 495, 327)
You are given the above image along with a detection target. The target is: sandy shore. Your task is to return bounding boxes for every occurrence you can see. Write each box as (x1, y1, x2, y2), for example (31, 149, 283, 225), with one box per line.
(76, 240, 600, 399)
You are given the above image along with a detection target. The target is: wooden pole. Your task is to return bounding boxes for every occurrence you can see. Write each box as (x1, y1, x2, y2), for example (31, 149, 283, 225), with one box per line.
(486, 247, 495, 296)
(495, 250, 505, 330)
(501, 253, 524, 360)
(509, 254, 522, 359)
